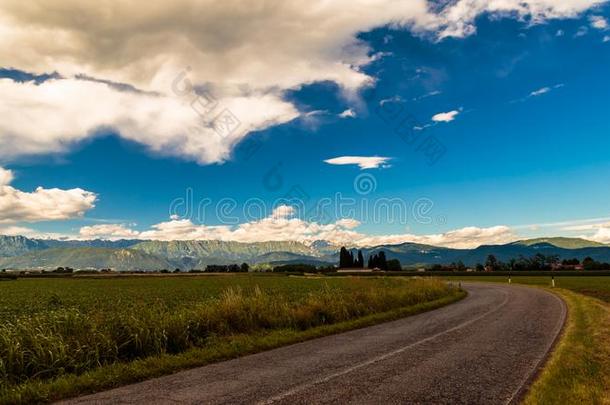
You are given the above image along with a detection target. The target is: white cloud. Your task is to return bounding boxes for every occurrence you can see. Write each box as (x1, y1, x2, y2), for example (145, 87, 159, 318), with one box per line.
(324, 156, 392, 170)
(412, 90, 442, 102)
(354, 226, 517, 249)
(556, 220, 610, 244)
(79, 224, 140, 240)
(339, 108, 357, 118)
(271, 205, 296, 219)
(0, 168, 14, 186)
(510, 83, 564, 103)
(0, 225, 38, 237)
(0, 0, 603, 164)
(560, 221, 610, 231)
(0, 167, 97, 223)
(590, 15, 608, 29)
(137, 205, 363, 244)
(588, 227, 610, 243)
(0, 77, 298, 164)
(435, 0, 606, 38)
(379, 96, 403, 106)
(530, 87, 551, 97)
(335, 218, 361, 229)
(121, 209, 517, 249)
(604, 35, 610, 42)
(512, 215, 610, 231)
(432, 110, 459, 122)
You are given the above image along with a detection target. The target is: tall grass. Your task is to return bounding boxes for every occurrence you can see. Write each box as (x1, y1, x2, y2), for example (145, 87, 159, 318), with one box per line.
(0, 277, 455, 391)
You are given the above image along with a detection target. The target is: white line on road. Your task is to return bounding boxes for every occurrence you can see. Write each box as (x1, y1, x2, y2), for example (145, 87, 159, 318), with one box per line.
(258, 287, 511, 405)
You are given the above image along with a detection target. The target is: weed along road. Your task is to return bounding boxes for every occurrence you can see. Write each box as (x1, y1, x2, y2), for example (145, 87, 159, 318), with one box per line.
(62, 283, 566, 405)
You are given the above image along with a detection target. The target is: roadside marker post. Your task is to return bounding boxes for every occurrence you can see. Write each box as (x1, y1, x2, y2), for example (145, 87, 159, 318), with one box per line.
(508, 272, 511, 284)
(551, 274, 555, 288)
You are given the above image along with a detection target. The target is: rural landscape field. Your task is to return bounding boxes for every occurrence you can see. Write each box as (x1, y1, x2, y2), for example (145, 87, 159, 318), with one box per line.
(2, 0, 610, 403)
(0, 275, 463, 403)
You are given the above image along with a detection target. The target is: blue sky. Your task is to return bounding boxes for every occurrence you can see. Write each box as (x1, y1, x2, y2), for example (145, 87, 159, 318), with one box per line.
(1, 1, 610, 247)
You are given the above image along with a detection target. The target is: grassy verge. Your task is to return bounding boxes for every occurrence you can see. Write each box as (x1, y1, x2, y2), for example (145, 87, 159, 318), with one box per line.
(445, 276, 610, 404)
(524, 289, 610, 405)
(0, 277, 464, 404)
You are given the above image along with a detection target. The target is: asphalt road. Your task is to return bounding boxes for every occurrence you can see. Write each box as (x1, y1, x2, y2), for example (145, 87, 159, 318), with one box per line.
(62, 283, 566, 405)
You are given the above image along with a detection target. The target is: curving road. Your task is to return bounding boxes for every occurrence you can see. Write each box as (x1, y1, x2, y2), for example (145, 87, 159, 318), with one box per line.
(62, 283, 566, 405)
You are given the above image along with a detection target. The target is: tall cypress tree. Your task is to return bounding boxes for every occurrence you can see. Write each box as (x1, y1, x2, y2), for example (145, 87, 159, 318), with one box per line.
(339, 247, 349, 268)
(357, 250, 364, 268)
(349, 251, 355, 267)
(378, 251, 388, 270)
(367, 255, 373, 269)
(370, 253, 378, 269)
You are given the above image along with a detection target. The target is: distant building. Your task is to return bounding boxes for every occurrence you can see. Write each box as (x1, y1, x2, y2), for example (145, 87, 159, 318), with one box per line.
(336, 268, 374, 273)
(556, 264, 584, 271)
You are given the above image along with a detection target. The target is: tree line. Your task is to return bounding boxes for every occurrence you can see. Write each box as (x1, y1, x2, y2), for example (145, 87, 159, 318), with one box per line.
(482, 254, 610, 271)
(428, 254, 610, 272)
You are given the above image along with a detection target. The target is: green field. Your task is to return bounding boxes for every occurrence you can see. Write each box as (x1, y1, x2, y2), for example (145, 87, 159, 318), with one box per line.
(0, 275, 416, 320)
(0, 275, 462, 404)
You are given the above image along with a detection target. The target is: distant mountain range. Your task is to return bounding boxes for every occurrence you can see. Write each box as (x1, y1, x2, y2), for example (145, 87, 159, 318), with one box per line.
(0, 235, 609, 271)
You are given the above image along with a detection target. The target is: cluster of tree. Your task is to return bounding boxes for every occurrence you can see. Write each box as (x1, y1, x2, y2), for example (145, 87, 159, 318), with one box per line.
(159, 268, 182, 273)
(367, 251, 388, 270)
(204, 263, 250, 273)
(51, 267, 74, 274)
(582, 257, 610, 270)
(339, 247, 365, 268)
(478, 254, 610, 272)
(338, 247, 401, 271)
(273, 264, 337, 273)
(482, 254, 560, 272)
(428, 261, 467, 272)
(425, 254, 596, 272)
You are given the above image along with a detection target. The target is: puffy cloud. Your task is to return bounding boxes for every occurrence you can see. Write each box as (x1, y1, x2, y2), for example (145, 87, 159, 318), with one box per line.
(271, 205, 296, 219)
(432, 110, 459, 122)
(0, 167, 14, 186)
(0, 225, 37, 236)
(104, 205, 517, 248)
(435, 0, 607, 38)
(590, 15, 608, 29)
(139, 220, 232, 242)
(79, 224, 141, 240)
(0, 77, 298, 164)
(0, 0, 436, 94)
(588, 227, 610, 243)
(139, 206, 363, 244)
(353, 226, 517, 249)
(339, 108, 357, 118)
(335, 218, 361, 229)
(324, 156, 392, 170)
(559, 220, 610, 244)
(0, 167, 96, 223)
(0, 0, 602, 164)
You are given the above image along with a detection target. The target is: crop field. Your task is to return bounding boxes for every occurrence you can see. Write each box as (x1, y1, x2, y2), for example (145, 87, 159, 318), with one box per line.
(0, 275, 462, 403)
